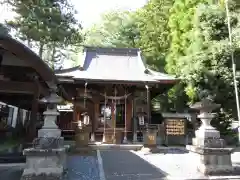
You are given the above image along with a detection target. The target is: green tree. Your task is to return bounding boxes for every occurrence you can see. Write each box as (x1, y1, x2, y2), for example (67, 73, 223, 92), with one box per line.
(176, 3, 240, 134)
(5, 0, 83, 69)
(136, 0, 173, 71)
(84, 9, 138, 48)
(166, 0, 210, 75)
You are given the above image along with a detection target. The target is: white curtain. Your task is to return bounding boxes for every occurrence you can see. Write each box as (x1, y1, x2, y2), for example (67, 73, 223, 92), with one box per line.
(11, 107, 18, 128)
(7, 107, 13, 126)
(22, 109, 27, 125)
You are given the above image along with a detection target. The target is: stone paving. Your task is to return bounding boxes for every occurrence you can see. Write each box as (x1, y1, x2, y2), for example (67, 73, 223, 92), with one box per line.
(100, 150, 166, 180)
(131, 148, 240, 180)
(64, 154, 100, 180)
(3, 148, 240, 180)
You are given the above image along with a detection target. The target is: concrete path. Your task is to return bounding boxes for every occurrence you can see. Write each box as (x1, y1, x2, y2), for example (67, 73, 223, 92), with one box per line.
(99, 150, 166, 180)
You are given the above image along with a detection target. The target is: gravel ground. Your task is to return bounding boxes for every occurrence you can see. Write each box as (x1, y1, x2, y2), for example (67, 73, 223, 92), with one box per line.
(65, 154, 100, 180)
(100, 150, 166, 180)
(132, 149, 240, 180)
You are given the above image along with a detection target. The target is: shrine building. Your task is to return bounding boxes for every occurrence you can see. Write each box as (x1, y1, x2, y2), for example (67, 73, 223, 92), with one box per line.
(55, 47, 178, 143)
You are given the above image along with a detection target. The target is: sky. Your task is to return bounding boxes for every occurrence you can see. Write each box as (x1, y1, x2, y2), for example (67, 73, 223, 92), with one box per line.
(0, 0, 147, 28)
(71, 0, 147, 27)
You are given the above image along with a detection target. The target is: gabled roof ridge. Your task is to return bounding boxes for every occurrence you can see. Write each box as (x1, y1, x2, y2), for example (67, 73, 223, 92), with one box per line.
(55, 65, 83, 74)
(84, 46, 140, 54)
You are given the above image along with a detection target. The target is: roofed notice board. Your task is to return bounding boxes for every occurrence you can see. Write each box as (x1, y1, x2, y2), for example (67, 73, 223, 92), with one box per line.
(165, 119, 185, 135)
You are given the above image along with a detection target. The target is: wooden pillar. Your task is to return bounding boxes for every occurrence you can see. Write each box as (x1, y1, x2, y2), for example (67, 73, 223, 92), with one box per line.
(111, 100, 116, 143)
(146, 85, 151, 124)
(94, 102, 99, 129)
(90, 102, 96, 141)
(132, 93, 138, 142)
(28, 89, 39, 141)
(73, 100, 78, 129)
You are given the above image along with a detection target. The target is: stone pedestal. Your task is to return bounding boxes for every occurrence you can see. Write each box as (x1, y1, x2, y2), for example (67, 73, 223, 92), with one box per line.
(133, 132, 138, 144)
(187, 146, 234, 175)
(22, 147, 66, 180)
(186, 98, 234, 175)
(21, 91, 67, 180)
(123, 135, 128, 144)
(90, 132, 95, 142)
(75, 125, 91, 147)
(102, 129, 122, 144)
(143, 128, 157, 147)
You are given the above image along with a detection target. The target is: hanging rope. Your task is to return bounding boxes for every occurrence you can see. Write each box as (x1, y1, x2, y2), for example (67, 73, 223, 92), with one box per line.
(100, 93, 131, 100)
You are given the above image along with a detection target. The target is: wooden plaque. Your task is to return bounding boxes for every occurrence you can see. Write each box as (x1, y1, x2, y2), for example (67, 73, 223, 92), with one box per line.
(165, 119, 185, 135)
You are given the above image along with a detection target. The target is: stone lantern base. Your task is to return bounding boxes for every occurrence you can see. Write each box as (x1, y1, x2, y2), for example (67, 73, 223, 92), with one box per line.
(187, 145, 234, 175)
(187, 128, 234, 175)
(21, 146, 66, 180)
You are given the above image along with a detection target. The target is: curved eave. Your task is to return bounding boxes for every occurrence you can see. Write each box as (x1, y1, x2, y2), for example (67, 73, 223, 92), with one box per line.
(57, 76, 178, 85)
(55, 65, 83, 74)
(0, 35, 71, 100)
(0, 35, 55, 83)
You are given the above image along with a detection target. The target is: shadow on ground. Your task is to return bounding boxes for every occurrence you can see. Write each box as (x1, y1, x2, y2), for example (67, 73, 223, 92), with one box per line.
(65, 148, 100, 180)
(0, 166, 23, 180)
(100, 150, 168, 180)
(157, 148, 189, 154)
(138, 147, 189, 155)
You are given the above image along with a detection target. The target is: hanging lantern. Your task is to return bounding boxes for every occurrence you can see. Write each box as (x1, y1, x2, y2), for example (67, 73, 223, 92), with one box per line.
(139, 116, 145, 126)
(83, 113, 90, 125)
(77, 120, 82, 129)
(138, 112, 145, 126)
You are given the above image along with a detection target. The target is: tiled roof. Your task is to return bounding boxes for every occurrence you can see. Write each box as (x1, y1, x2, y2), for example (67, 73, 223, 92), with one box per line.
(55, 47, 177, 83)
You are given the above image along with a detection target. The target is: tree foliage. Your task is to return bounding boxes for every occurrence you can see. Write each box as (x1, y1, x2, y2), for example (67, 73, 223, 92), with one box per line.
(85, 0, 173, 72)
(166, 0, 211, 75)
(173, 3, 240, 134)
(136, 0, 173, 71)
(84, 10, 139, 48)
(5, 0, 83, 69)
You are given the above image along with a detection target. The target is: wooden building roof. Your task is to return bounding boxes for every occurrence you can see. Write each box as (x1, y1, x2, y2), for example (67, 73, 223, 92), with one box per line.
(55, 47, 177, 85)
(0, 35, 70, 109)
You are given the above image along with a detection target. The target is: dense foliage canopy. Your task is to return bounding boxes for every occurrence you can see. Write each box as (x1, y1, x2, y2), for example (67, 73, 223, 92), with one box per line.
(4, 0, 83, 69)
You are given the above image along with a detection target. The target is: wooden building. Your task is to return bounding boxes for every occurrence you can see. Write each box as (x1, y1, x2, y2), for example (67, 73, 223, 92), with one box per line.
(56, 47, 178, 142)
(0, 35, 68, 140)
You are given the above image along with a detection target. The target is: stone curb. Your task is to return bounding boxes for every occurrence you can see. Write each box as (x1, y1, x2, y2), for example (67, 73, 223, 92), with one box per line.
(166, 177, 240, 180)
(209, 176, 240, 180)
(88, 144, 143, 150)
(0, 163, 25, 167)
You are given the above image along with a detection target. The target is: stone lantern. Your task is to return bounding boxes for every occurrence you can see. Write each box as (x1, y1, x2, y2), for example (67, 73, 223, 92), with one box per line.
(21, 85, 68, 180)
(186, 98, 234, 175)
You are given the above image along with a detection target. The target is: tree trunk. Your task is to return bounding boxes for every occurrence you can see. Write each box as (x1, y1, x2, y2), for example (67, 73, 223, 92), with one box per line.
(38, 43, 44, 58)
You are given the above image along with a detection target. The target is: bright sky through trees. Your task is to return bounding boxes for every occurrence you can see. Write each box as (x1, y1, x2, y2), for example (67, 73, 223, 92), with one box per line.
(0, 0, 147, 28)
